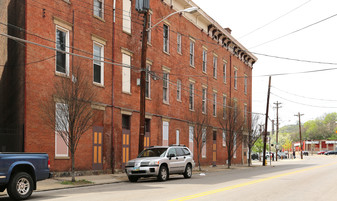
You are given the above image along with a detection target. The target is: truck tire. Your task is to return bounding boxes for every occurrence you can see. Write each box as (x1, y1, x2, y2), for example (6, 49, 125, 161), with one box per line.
(7, 172, 34, 200)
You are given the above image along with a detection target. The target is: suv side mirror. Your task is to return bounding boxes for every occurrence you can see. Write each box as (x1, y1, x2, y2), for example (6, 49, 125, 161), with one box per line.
(168, 153, 175, 159)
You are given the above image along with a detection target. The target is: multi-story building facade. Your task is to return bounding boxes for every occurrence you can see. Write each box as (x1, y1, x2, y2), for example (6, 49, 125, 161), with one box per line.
(0, 0, 257, 172)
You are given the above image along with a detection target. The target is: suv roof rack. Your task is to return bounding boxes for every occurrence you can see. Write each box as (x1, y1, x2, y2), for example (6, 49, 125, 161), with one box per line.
(169, 144, 186, 147)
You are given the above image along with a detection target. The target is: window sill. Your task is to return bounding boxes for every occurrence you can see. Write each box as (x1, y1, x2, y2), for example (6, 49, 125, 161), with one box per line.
(122, 91, 132, 95)
(176, 99, 182, 102)
(55, 156, 70, 160)
(93, 15, 105, 22)
(123, 30, 132, 36)
(163, 51, 170, 56)
(147, 42, 152, 47)
(146, 97, 152, 101)
(190, 65, 195, 68)
(177, 52, 182, 55)
(55, 71, 69, 78)
(163, 101, 170, 105)
(189, 109, 195, 112)
(62, 0, 71, 4)
(93, 82, 105, 88)
(202, 71, 207, 75)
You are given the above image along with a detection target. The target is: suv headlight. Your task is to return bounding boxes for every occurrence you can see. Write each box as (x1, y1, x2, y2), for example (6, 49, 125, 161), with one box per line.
(149, 161, 159, 166)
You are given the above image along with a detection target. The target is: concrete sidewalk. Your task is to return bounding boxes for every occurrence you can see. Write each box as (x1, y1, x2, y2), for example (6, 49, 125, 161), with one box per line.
(0, 163, 270, 197)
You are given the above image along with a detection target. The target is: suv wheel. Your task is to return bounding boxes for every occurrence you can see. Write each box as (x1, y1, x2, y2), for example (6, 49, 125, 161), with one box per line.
(157, 165, 169, 181)
(183, 164, 192, 178)
(128, 176, 139, 182)
(7, 172, 33, 200)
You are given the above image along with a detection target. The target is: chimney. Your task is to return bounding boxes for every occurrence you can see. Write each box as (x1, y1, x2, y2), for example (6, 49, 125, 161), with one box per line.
(225, 27, 232, 34)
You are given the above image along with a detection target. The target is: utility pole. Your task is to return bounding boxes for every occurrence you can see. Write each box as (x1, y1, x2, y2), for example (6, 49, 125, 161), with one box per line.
(273, 101, 281, 161)
(295, 112, 304, 159)
(263, 76, 271, 166)
(138, 5, 149, 154)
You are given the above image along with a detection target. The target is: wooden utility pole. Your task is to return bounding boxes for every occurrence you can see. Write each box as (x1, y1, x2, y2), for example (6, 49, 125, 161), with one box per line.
(273, 101, 281, 161)
(295, 112, 304, 159)
(262, 76, 271, 166)
(138, 11, 149, 154)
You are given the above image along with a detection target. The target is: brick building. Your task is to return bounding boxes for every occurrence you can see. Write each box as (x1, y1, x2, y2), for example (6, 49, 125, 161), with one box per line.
(0, 0, 257, 173)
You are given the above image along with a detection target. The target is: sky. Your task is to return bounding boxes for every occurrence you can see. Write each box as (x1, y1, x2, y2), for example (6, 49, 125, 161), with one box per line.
(192, 0, 337, 129)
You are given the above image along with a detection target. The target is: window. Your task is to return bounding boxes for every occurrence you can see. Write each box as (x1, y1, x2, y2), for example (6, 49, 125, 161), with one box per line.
(123, 0, 131, 33)
(93, 43, 104, 84)
(202, 49, 207, 73)
(234, 68, 238, 89)
(177, 33, 182, 54)
(223, 95, 227, 119)
(189, 126, 194, 156)
(94, 0, 103, 18)
(234, 132, 237, 158)
(189, 40, 195, 66)
(202, 88, 207, 114)
(122, 114, 130, 129)
(122, 53, 131, 93)
(176, 130, 180, 145)
(177, 80, 181, 101)
(55, 103, 69, 157)
(222, 130, 226, 147)
(202, 128, 206, 158)
(145, 64, 151, 98)
(163, 24, 169, 53)
(213, 56, 217, 78)
(234, 100, 238, 119)
(56, 27, 69, 75)
(163, 72, 169, 103)
(162, 121, 169, 146)
(244, 74, 248, 94)
(147, 13, 151, 43)
(213, 93, 217, 117)
(223, 62, 227, 83)
(244, 104, 248, 124)
(189, 83, 194, 110)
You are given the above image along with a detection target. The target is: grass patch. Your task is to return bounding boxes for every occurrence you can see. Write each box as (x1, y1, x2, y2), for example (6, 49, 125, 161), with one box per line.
(61, 179, 94, 185)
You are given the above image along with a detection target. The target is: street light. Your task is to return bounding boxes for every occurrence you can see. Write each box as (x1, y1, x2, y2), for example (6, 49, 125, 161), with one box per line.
(138, 6, 199, 154)
(147, 7, 198, 31)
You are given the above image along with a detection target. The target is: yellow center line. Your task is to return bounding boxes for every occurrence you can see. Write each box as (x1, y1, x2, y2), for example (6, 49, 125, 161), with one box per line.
(170, 162, 337, 201)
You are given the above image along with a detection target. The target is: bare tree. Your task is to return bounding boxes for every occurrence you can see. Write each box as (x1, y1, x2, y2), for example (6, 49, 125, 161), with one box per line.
(218, 99, 245, 168)
(190, 104, 211, 171)
(247, 114, 262, 166)
(42, 66, 96, 182)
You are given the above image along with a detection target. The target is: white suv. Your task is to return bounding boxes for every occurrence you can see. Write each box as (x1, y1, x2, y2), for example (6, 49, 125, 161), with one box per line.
(125, 145, 195, 182)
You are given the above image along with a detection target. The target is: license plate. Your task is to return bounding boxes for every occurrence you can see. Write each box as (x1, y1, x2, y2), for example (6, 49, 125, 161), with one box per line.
(133, 167, 140, 171)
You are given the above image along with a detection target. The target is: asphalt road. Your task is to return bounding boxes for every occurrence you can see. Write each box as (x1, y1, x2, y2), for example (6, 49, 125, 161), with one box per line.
(2, 156, 337, 201)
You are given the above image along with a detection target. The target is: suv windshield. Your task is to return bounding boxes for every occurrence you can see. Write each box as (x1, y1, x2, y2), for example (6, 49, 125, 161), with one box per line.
(137, 148, 168, 158)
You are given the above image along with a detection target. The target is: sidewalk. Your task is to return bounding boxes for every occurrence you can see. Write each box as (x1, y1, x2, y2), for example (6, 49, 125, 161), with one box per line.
(0, 164, 262, 197)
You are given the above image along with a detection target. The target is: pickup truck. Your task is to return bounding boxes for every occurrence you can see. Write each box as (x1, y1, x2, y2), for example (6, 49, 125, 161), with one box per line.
(0, 153, 51, 200)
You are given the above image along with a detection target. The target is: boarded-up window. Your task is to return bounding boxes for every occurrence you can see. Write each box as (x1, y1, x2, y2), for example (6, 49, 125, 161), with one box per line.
(123, 0, 131, 33)
(122, 53, 131, 93)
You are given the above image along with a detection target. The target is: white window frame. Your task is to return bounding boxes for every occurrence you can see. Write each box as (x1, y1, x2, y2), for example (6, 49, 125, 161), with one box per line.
(234, 68, 238, 90)
(244, 74, 248, 94)
(190, 40, 195, 67)
(202, 49, 207, 73)
(55, 26, 69, 76)
(123, 0, 131, 33)
(145, 64, 151, 98)
(93, 42, 104, 85)
(163, 72, 169, 103)
(202, 88, 207, 114)
(189, 126, 194, 157)
(147, 13, 151, 43)
(223, 95, 227, 119)
(213, 56, 217, 79)
(223, 62, 227, 83)
(222, 130, 226, 147)
(244, 104, 248, 124)
(122, 53, 131, 93)
(177, 79, 181, 101)
(189, 83, 194, 111)
(177, 33, 182, 54)
(176, 130, 180, 145)
(55, 102, 69, 157)
(213, 93, 217, 117)
(202, 127, 207, 158)
(163, 24, 170, 53)
(93, 0, 104, 19)
(162, 121, 169, 146)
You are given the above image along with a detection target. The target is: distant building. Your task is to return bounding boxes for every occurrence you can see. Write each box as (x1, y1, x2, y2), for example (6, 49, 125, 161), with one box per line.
(0, 0, 257, 172)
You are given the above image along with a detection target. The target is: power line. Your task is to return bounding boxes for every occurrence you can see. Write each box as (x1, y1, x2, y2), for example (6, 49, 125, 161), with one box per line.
(239, 0, 312, 39)
(251, 52, 337, 66)
(271, 92, 337, 108)
(249, 12, 337, 49)
(271, 86, 337, 102)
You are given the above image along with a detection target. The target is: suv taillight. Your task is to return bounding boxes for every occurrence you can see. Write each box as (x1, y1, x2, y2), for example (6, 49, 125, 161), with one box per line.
(48, 159, 50, 169)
